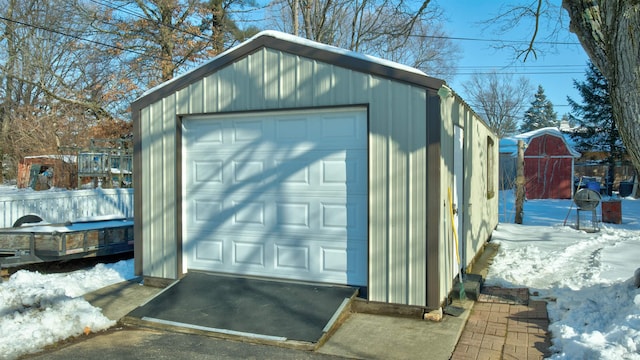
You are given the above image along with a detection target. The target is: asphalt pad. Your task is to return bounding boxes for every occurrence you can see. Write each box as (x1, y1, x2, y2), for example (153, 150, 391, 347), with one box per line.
(126, 271, 357, 343)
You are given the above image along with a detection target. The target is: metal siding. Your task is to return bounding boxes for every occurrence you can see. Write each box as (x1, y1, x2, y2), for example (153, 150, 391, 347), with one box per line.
(438, 94, 454, 307)
(149, 100, 164, 277)
(263, 48, 280, 107)
(247, 50, 265, 110)
(204, 73, 217, 113)
(279, 54, 298, 107)
(176, 87, 189, 114)
(425, 91, 442, 308)
(218, 65, 235, 110)
(162, 96, 178, 277)
(389, 81, 409, 304)
(139, 106, 151, 276)
(139, 96, 180, 280)
(435, 92, 500, 307)
(465, 106, 499, 263)
(409, 89, 427, 306)
(190, 80, 204, 113)
(297, 57, 314, 104)
(333, 66, 353, 103)
(314, 61, 334, 105)
(367, 78, 428, 306)
(367, 76, 389, 303)
(137, 48, 434, 306)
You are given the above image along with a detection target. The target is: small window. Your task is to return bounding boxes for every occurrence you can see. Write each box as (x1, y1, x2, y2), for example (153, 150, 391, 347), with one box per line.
(487, 136, 495, 199)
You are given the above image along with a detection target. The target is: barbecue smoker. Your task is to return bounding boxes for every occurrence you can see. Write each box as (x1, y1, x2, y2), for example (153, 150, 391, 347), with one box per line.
(574, 188, 602, 232)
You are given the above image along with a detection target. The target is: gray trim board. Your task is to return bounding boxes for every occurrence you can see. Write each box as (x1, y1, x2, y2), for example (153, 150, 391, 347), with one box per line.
(425, 90, 442, 308)
(133, 106, 142, 277)
(175, 115, 183, 277)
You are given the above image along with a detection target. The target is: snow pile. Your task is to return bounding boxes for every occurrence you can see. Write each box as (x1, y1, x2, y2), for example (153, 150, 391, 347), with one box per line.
(492, 191, 640, 359)
(1, 187, 639, 359)
(0, 259, 134, 359)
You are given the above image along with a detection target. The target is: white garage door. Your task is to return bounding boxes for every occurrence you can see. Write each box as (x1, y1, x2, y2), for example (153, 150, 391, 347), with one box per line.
(182, 108, 367, 286)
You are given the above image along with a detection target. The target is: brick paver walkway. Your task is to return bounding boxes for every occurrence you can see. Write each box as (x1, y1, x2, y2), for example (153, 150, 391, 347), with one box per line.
(451, 288, 551, 360)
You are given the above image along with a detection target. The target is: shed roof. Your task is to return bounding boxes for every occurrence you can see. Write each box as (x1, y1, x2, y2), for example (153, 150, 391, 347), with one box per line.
(23, 155, 77, 163)
(499, 127, 581, 158)
(132, 30, 446, 111)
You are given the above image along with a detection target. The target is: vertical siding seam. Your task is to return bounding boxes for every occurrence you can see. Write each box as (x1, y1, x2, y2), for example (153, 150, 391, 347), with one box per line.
(295, 56, 300, 106)
(202, 76, 207, 113)
(163, 97, 169, 278)
(385, 80, 393, 303)
(406, 90, 413, 304)
(277, 50, 282, 107)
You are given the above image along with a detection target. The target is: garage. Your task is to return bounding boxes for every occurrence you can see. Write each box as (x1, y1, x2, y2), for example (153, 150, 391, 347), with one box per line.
(133, 30, 499, 309)
(181, 108, 367, 285)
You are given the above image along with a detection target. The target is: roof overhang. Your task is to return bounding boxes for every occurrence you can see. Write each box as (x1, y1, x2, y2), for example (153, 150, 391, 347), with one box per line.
(131, 30, 446, 114)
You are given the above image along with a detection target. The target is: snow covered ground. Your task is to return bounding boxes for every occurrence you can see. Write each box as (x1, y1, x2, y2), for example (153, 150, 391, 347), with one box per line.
(0, 186, 639, 359)
(0, 259, 135, 359)
(495, 190, 640, 359)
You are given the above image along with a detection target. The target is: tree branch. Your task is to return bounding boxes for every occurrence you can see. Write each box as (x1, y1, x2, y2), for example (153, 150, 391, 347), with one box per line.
(520, 0, 543, 61)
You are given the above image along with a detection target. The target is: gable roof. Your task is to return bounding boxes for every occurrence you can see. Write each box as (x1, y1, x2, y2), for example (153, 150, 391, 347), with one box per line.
(132, 30, 446, 111)
(500, 127, 581, 158)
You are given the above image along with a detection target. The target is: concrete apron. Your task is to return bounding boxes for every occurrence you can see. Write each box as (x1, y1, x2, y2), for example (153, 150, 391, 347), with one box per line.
(120, 271, 358, 351)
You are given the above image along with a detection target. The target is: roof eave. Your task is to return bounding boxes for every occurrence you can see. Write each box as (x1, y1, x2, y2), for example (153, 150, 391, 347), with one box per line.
(131, 32, 446, 113)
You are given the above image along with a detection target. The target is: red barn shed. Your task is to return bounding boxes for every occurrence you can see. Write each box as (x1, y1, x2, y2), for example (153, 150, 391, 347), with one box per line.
(501, 128, 580, 199)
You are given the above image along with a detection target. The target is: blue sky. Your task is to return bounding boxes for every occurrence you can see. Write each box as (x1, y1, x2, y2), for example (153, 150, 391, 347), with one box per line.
(433, 0, 590, 119)
(243, 1, 590, 121)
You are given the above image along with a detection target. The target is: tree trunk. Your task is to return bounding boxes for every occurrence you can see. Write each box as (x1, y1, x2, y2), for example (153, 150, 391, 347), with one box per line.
(0, 0, 19, 184)
(562, 0, 640, 176)
(515, 140, 525, 224)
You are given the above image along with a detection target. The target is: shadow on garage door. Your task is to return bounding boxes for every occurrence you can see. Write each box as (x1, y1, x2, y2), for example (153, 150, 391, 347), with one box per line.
(123, 271, 358, 348)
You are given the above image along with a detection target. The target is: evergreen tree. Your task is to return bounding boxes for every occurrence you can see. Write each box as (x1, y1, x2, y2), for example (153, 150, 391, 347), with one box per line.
(568, 62, 625, 194)
(520, 85, 558, 132)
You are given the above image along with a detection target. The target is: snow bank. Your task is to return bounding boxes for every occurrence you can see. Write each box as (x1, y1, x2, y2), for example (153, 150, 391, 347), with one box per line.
(491, 191, 640, 359)
(0, 259, 134, 359)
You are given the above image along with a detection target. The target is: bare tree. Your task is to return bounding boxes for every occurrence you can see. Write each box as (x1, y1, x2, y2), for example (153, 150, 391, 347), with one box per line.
(486, 0, 640, 178)
(101, 0, 255, 90)
(0, 0, 115, 180)
(264, 0, 458, 79)
(462, 71, 532, 138)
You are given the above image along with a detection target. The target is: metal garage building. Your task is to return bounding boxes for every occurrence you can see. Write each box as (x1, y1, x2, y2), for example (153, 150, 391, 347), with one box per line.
(132, 31, 498, 309)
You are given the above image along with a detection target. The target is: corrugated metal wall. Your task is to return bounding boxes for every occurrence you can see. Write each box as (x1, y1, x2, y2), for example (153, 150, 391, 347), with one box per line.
(437, 88, 499, 303)
(136, 48, 430, 306)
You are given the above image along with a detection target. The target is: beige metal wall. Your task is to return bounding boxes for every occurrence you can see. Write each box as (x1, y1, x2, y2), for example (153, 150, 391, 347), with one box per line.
(135, 48, 431, 306)
(437, 87, 499, 304)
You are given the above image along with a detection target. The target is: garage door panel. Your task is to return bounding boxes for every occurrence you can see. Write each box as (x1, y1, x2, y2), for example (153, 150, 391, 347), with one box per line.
(186, 151, 365, 191)
(274, 244, 310, 271)
(183, 108, 367, 286)
(184, 120, 223, 145)
(233, 241, 266, 267)
(320, 115, 360, 139)
(276, 202, 309, 228)
(186, 115, 365, 151)
(275, 117, 309, 141)
(194, 240, 223, 263)
(186, 195, 365, 237)
(189, 234, 365, 284)
(232, 120, 264, 143)
(183, 193, 367, 241)
(232, 200, 265, 225)
(192, 160, 224, 184)
(193, 200, 224, 223)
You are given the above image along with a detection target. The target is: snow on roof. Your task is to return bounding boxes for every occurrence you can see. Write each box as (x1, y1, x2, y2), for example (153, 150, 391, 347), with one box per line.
(138, 30, 428, 100)
(24, 154, 77, 163)
(499, 127, 581, 158)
